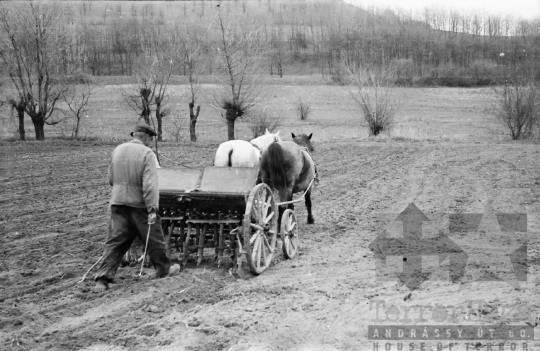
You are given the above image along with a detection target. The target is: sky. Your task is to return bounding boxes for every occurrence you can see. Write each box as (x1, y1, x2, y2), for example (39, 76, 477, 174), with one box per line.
(343, 0, 540, 20)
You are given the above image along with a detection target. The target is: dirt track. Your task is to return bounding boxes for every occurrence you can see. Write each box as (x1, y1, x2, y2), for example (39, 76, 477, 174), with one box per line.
(1, 138, 540, 351)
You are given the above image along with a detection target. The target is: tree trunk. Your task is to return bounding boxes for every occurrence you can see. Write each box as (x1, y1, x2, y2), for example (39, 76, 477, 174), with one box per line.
(11, 100, 26, 141)
(18, 108, 26, 141)
(142, 107, 150, 125)
(226, 120, 235, 140)
(33, 117, 45, 140)
(140, 88, 152, 125)
(189, 101, 200, 142)
(190, 120, 197, 142)
(157, 117, 163, 142)
(74, 117, 81, 139)
(154, 96, 162, 141)
(226, 109, 237, 140)
(155, 110, 163, 142)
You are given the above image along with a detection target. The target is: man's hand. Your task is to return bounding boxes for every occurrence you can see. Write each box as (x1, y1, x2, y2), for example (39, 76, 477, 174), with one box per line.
(148, 212, 157, 225)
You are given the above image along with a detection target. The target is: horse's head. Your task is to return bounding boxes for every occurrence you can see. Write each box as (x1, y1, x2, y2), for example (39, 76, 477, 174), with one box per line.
(291, 133, 314, 152)
(251, 130, 282, 152)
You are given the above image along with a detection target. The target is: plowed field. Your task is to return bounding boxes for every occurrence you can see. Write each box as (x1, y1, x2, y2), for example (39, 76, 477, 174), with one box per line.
(2, 84, 540, 351)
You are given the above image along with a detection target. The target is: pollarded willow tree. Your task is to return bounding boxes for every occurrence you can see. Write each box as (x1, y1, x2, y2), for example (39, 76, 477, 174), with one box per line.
(0, 1, 75, 140)
(211, 10, 266, 141)
(125, 23, 177, 142)
(175, 25, 204, 142)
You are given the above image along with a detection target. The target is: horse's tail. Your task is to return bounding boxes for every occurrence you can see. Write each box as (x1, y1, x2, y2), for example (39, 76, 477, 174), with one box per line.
(227, 149, 233, 167)
(261, 143, 289, 197)
(214, 144, 233, 167)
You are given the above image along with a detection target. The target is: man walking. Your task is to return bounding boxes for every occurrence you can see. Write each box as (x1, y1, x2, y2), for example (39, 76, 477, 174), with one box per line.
(95, 124, 180, 291)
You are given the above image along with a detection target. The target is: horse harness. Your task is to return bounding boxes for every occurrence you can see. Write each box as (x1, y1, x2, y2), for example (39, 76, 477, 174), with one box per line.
(250, 134, 280, 159)
(250, 141, 319, 184)
(298, 146, 320, 184)
(250, 142, 263, 158)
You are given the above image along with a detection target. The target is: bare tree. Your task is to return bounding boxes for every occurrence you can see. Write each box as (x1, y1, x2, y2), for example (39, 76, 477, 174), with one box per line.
(0, 2, 74, 140)
(176, 25, 203, 142)
(125, 24, 176, 141)
(62, 75, 93, 138)
(211, 11, 266, 140)
(270, 32, 286, 78)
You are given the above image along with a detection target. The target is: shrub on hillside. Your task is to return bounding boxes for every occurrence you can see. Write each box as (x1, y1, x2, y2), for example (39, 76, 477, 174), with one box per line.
(413, 77, 478, 87)
(296, 98, 312, 121)
(393, 58, 415, 79)
(470, 59, 497, 83)
(432, 63, 465, 78)
(395, 78, 414, 87)
(476, 78, 497, 86)
(168, 105, 188, 142)
(492, 79, 540, 140)
(437, 77, 473, 87)
(413, 77, 438, 87)
(69, 71, 93, 85)
(330, 67, 347, 85)
(348, 64, 402, 136)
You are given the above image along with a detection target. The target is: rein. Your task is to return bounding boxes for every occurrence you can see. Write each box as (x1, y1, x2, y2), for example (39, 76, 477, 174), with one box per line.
(157, 153, 197, 169)
(298, 146, 313, 157)
(276, 177, 316, 206)
(250, 142, 263, 156)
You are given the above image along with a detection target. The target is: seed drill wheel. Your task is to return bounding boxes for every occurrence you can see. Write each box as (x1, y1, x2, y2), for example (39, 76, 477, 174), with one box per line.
(281, 209, 299, 259)
(243, 183, 277, 275)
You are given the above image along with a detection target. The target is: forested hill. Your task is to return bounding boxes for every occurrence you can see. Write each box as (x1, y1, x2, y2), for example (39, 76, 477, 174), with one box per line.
(4, 0, 540, 80)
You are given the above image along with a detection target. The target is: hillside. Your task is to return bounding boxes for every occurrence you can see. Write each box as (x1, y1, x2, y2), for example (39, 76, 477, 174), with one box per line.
(0, 0, 537, 80)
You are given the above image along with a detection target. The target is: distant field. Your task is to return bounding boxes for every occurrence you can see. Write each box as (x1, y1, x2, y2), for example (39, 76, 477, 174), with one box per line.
(0, 76, 505, 144)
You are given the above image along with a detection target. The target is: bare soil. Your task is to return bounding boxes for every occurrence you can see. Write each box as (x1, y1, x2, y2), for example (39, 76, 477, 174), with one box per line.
(1, 135, 540, 351)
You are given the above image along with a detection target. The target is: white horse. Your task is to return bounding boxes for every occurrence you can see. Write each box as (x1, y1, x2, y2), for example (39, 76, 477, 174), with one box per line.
(214, 129, 282, 167)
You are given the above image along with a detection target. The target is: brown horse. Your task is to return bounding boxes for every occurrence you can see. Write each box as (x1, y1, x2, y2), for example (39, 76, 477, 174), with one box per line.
(260, 133, 316, 224)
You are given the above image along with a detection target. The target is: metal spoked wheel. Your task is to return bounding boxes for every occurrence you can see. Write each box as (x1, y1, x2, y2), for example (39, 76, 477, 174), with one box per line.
(281, 209, 299, 259)
(243, 183, 277, 275)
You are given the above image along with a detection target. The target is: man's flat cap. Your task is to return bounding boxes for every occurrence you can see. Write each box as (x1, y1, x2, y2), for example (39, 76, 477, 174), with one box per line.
(130, 124, 157, 137)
